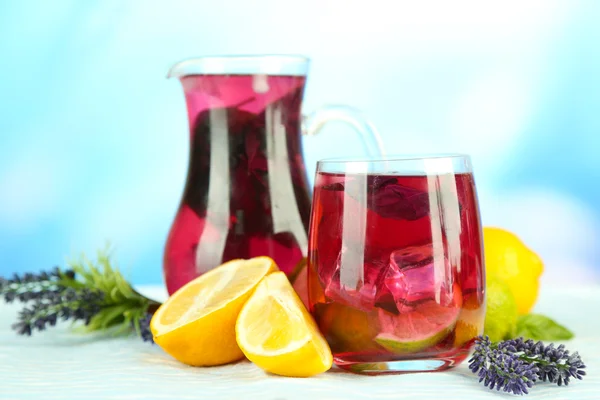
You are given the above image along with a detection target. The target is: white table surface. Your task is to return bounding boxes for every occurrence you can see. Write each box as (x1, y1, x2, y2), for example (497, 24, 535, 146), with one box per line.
(1, 284, 598, 400)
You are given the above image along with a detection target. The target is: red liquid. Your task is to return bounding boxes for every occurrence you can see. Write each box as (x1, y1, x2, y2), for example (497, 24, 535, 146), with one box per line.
(308, 171, 485, 373)
(164, 75, 311, 294)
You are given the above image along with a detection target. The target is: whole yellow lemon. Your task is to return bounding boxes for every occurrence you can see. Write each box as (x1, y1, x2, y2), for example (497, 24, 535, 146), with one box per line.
(483, 227, 544, 315)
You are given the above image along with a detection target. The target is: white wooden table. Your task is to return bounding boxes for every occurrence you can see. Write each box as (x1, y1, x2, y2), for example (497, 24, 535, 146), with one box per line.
(1, 284, 598, 399)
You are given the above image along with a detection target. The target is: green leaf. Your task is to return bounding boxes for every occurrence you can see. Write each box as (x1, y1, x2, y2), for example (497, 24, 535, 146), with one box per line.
(57, 276, 86, 290)
(87, 257, 108, 291)
(85, 312, 107, 332)
(110, 286, 125, 303)
(113, 271, 136, 300)
(110, 320, 134, 336)
(98, 251, 114, 278)
(91, 304, 130, 330)
(515, 313, 574, 341)
(68, 257, 93, 283)
(125, 309, 144, 337)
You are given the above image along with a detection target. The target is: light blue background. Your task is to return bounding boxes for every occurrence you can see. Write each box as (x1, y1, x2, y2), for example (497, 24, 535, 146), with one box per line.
(1, 0, 599, 285)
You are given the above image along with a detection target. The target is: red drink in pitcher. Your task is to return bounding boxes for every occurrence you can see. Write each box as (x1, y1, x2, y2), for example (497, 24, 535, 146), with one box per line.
(307, 156, 485, 373)
(164, 74, 311, 294)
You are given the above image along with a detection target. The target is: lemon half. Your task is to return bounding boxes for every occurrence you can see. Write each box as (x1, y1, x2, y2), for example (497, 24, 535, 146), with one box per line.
(151, 257, 277, 366)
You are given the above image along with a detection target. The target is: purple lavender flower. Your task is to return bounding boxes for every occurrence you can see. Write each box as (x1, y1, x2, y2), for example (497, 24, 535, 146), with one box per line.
(469, 336, 539, 395)
(498, 337, 586, 386)
(137, 313, 155, 344)
(10, 288, 104, 335)
(469, 336, 586, 395)
(0, 268, 76, 303)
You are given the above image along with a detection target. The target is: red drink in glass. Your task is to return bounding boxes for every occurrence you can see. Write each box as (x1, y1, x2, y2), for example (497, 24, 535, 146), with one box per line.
(307, 155, 485, 373)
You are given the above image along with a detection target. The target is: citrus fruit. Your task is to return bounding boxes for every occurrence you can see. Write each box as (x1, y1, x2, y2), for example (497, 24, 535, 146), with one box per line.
(453, 320, 480, 347)
(374, 288, 462, 354)
(484, 276, 518, 342)
(313, 302, 380, 353)
(235, 271, 333, 377)
(150, 257, 278, 366)
(453, 291, 485, 347)
(483, 227, 544, 314)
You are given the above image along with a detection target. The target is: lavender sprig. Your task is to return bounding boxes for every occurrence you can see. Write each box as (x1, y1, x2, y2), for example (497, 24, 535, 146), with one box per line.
(11, 288, 104, 335)
(469, 336, 538, 395)
(469, 336, 586, 395)
(497, 337, 586, 386)
(0, 268, 76, 303)
(1, 249, 161, 343)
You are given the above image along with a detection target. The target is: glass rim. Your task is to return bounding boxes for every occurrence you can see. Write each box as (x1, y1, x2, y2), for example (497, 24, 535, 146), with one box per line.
(316, 153, 471, 165)
(167, 54, 310, 78)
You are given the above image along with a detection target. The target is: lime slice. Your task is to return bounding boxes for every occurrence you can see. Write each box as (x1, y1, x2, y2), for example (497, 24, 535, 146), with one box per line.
(374, 300, 461, 354)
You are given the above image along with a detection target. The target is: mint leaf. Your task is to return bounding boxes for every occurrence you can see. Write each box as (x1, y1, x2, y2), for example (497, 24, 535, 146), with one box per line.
(515, 313, 574, 341)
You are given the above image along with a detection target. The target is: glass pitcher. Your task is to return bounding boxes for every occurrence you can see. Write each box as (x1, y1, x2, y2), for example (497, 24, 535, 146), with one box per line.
(164, 55, 384, 294)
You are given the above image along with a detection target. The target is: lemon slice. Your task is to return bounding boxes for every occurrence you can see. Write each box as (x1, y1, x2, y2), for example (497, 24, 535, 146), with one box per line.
(235, 271, 333, 377)
(150, 257, 277, 366)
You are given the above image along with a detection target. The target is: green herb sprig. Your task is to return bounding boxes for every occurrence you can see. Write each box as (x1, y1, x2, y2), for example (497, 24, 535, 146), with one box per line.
(515, 314, 574, 341)
(0, 248, 160, 342)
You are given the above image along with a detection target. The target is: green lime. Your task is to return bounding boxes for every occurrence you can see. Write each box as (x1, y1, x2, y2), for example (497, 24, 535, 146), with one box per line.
(374, 299, 461, 354)
(484, 277, 518, 342)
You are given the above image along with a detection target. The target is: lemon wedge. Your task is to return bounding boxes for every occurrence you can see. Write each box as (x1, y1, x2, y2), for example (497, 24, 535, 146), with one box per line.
(235, 271, 333, 377)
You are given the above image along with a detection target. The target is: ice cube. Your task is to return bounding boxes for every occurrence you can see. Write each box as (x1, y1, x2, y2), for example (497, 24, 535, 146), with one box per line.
(322, 248, 389, 312)
(383, 244, 457, 313)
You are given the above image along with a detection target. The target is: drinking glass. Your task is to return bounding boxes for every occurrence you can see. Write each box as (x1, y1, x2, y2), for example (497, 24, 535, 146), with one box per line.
(307, 154, 485, 374)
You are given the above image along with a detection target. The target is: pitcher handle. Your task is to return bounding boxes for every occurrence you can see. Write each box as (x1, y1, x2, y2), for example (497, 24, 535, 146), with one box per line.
(302, 105, 386, 157)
